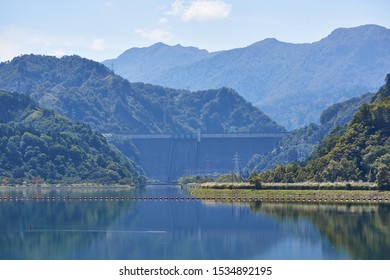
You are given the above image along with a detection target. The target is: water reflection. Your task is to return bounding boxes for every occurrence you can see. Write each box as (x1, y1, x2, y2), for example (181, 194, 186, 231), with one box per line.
(250, 202, 390, 259)
(0, 186, 388, 259)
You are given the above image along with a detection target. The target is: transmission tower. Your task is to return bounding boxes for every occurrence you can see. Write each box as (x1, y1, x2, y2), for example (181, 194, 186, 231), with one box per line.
(233, 152, 240, 176)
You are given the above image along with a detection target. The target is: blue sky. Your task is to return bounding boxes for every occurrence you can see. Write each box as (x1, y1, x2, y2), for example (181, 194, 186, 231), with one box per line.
(1, 0, 389, 62)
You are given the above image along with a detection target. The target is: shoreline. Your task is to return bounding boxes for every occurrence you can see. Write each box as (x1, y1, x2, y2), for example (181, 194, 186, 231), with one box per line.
(186, 182, 390, 203)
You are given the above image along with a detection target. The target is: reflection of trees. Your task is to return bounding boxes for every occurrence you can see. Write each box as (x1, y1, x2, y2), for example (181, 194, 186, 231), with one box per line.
(250, 202, 390, 259)
(0, 188, 142, 259)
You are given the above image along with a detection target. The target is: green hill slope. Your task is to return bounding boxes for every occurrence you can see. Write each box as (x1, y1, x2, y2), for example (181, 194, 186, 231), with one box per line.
(245, 92, 374, 172)
(0, 91, 145, 185)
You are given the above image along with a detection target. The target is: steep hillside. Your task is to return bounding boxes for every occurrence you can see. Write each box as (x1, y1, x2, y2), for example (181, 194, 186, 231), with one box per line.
(0, 90, 145, 184)
(245, 91, 374, 172)
(0, 55, 284, 135)
(105, 25, 390, 129)
(253, 75, 390, 187)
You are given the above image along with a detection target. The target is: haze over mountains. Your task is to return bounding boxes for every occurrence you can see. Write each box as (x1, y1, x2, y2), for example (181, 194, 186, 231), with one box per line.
(103, 25, 390, 130)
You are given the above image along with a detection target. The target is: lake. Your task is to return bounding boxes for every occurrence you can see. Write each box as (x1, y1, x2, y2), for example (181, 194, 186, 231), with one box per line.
(0, 185, 389, 259)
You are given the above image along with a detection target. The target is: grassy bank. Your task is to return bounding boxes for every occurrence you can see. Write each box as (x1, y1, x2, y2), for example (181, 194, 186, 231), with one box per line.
(186, 181, 379, 190)
(186, 182, 390, 203)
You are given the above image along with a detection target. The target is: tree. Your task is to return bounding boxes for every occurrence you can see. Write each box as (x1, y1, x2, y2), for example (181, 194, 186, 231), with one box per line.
(1, 176, 10, 185)
(249, 171, 262, 188)
(376, 165, 390, 190)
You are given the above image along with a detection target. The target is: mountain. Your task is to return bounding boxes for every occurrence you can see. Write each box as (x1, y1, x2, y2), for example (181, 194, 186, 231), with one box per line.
(253, 74, 390, 187)
(0, 54, 283, 134)
(0, 90, 145, 184)
(245, 91, 375, 172)
(0, 55, 284, 163)
(103, 42, 212, 83)
(104, 25, 390, 130)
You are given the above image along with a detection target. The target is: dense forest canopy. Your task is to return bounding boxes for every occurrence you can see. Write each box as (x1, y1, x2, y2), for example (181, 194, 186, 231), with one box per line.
(0, 90, 145, 185)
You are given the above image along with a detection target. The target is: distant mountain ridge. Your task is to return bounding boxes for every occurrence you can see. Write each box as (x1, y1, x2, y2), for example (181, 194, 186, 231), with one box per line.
(104, 42, 212, 83)
(104, 25, 390, 129)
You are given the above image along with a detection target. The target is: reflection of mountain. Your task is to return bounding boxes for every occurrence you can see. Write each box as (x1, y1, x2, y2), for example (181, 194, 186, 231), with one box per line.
(0, 188, 143, 259)
(76, 197, 346, 260)
(252, 202, 390, 259)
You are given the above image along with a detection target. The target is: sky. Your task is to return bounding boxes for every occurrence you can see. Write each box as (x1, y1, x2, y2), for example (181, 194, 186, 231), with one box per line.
(1, 0, 389, 62)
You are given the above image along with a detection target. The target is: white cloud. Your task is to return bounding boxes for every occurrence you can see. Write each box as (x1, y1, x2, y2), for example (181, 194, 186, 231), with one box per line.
(159, 17, 169, 24)
(0, 25, 111, 62)
(135, 28, 175, 42)
(90, 38, 106, 51)
(167, 0, 231, 22)
(51, 49, 66, 58)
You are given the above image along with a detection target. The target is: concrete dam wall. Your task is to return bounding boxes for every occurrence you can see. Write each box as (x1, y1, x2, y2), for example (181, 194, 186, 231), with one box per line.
(119, 133, 286, 182)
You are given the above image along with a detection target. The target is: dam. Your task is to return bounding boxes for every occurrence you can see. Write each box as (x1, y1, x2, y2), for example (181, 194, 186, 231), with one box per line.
(112, 132, 286, 182)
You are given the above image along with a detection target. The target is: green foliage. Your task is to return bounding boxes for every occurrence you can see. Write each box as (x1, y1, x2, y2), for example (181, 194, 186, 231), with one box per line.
(0, 91, 145, 185)
(376, 165, 390, 190)
(248, 171, 262, 188)
(252, 76, 390, 185)
(215, 173, 243, 183)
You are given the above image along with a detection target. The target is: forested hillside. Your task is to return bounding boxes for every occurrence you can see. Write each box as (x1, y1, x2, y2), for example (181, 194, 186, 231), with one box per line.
(0, 91, 145, 185)
(252, 75, 390, 188)
(245, 92, 374, 172)
(0, 55, 284, 135)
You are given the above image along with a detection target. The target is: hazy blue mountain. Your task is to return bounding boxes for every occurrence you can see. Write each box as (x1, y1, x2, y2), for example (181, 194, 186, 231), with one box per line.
(103, 42, 212, 83)
(105, 25, 390, 130)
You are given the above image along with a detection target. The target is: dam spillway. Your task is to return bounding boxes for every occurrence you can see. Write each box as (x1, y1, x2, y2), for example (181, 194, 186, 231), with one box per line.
(113, 132, 286, 182)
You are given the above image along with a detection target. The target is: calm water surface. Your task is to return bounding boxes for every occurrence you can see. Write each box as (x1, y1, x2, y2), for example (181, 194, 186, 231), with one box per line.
(0, 185, 389, 259)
